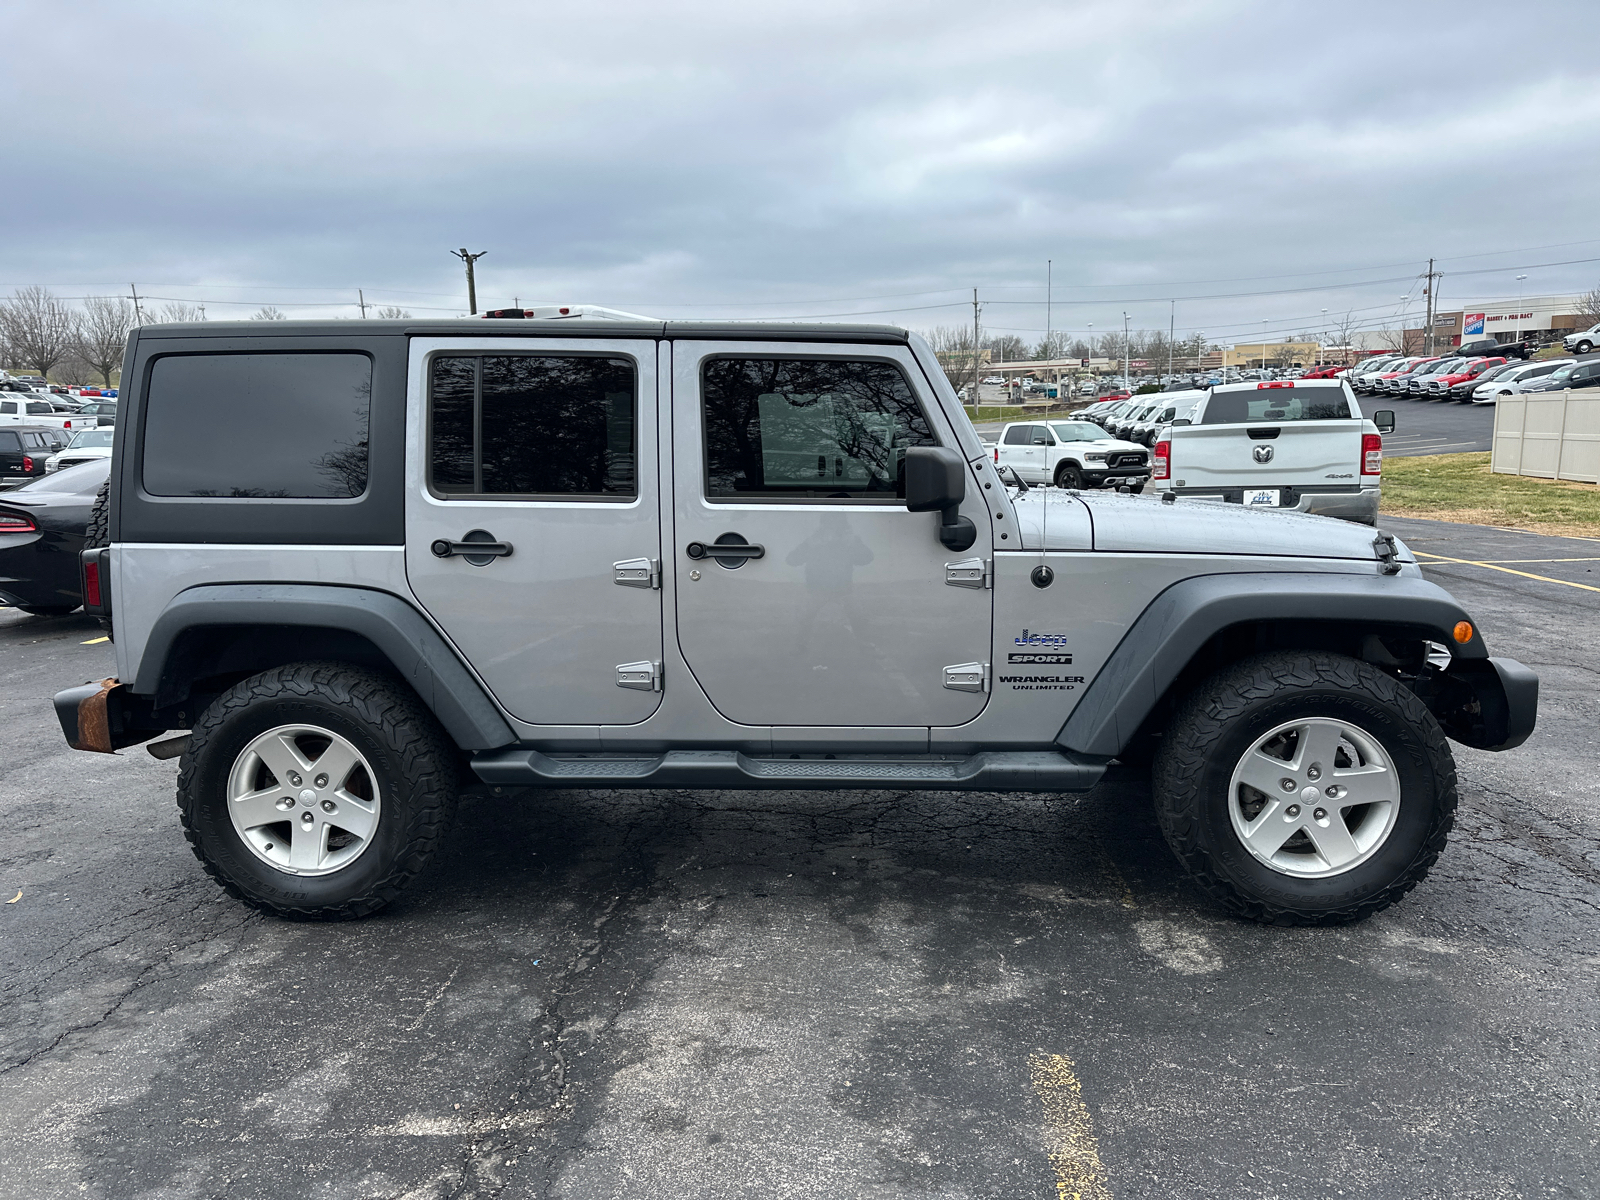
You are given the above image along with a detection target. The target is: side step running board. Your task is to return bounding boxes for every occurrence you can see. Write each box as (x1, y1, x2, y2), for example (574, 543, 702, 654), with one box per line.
(469, 748, 1107, 793)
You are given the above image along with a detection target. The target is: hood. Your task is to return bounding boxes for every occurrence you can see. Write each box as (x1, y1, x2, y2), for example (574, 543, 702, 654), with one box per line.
(1009, 489, 1408, 561)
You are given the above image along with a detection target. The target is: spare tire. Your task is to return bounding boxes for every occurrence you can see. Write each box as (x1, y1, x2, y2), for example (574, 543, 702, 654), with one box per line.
(85, 477, 111, 638)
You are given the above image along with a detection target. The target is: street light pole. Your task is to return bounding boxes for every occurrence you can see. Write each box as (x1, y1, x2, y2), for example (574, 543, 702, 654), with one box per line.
(1122, 312, 1131, 391)
(1261, 320, 1268, 373)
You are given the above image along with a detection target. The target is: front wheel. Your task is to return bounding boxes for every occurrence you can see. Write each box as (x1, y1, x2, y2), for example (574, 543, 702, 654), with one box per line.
(1055, 462, 1085, 489)
(1575, 341, 1593, 354)
(1153, 651, 1456, 925)
(177, 662, 460, 919)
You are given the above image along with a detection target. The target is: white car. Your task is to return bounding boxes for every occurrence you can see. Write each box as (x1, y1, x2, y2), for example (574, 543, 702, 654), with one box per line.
(993, 418, 1151, 490)
(45, 427, 115, 472)
(1469, 359, 1575, 403)
(1562, 323, 1600, 355)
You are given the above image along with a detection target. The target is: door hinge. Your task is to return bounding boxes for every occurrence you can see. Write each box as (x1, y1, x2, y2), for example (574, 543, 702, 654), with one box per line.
(945, 557, 991, 589)
(613, 557, 660, 589)
(943, 661, 989, 693)
(616, 661, 662, 692)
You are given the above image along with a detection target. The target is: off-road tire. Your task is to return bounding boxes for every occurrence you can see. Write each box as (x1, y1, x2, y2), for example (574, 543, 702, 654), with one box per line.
(85, 477, 111, 636)
(177, 662, 460, 920)
(1153, 650, 1457, 926)
(1055, 462, 1085, 489)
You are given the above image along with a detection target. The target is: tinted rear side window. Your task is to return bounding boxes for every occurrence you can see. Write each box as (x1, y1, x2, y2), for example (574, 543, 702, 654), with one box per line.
(142, 352, 371, 498)
(428, 354, 636, 498)
(701, 357, 935, 499)
(1201, 390, 1351, 424)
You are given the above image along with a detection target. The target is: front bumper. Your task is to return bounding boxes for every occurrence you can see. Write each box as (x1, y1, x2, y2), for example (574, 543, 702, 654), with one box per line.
(1428, 656, 1538, 751)
(1083, 465, 1150, 487)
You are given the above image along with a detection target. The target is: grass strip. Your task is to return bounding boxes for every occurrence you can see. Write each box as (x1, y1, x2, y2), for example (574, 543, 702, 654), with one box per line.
(1381, 451, 1600, 537)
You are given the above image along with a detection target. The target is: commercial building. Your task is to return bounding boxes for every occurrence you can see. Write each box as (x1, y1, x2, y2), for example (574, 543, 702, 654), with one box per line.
(1403, 295, 1590, 351)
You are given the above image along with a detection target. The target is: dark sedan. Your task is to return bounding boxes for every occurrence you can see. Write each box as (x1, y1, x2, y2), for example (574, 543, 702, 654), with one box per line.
(0, 458, 107, 616)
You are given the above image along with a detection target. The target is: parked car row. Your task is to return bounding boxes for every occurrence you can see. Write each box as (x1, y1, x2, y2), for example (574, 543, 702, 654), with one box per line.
(1348, 353, 1592, 403)
(1075, 391, 1206, 447)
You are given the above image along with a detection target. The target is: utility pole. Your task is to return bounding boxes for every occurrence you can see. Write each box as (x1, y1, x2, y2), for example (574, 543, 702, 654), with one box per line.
(971, 289, 982, 401)
(1045, 260, 1052, 357)
(129, 283, 143, 324)
(1168, 299, 1175, 380)
(451, 248, 487, 315)
(358, 289, 368, 318)
(1422, 257, 1438, 354)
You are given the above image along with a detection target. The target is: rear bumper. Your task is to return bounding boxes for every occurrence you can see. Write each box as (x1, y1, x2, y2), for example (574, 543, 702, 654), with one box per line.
(53, 679, 168, 754)
(1161, 485, 1380, 524)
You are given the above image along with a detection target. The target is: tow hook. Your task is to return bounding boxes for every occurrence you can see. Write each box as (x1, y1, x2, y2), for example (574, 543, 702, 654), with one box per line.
(1372, 533, 1403, 575)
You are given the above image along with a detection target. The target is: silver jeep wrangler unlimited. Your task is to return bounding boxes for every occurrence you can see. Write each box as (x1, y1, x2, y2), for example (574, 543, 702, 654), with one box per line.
(56, 317, 1537, 925)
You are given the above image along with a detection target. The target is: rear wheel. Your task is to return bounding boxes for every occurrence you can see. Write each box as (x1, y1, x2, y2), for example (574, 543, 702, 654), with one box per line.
(1055, 462, 1085, 489)
(1154, 651, 1456, 925)
(177, 662, 460, 920)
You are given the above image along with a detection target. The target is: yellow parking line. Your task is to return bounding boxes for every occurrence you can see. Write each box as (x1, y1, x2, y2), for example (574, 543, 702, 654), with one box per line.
(1447, 557, 1600, 564)
(81, 636, 110, 644)
(1029, 1053, 1114, 1200)
(1412, 551, 1600, 592)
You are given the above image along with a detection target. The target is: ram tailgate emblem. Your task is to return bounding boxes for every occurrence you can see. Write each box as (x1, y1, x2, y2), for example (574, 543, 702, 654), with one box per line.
(1252, 444, 1274, 463)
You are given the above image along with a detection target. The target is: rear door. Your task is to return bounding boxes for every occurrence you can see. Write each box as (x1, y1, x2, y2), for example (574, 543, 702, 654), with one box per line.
(405, 336, 665, 727)
(669, 341, 992, 728)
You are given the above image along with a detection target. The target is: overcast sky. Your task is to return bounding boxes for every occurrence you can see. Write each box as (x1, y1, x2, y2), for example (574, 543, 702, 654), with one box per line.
(5, 0, 1600, 346)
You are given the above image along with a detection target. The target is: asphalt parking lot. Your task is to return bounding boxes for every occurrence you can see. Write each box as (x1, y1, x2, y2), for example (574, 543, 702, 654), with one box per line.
(1, 515, 1596, 1199)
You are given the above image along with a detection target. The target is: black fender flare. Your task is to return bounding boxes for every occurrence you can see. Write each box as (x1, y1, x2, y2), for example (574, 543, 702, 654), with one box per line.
(132, 583, 515, 750)
(1056, 571, 1500, 757)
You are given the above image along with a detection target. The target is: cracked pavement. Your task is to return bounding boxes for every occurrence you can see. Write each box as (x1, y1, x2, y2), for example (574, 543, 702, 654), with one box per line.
(1, 518, 1596, 1199)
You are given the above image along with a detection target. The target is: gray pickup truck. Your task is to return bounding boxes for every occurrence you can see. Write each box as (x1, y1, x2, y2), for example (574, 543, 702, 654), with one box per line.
(55, 317, 1537, 925)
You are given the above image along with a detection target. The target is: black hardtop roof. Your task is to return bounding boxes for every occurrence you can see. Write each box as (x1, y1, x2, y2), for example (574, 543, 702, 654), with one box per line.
(134, 318, 911, 344)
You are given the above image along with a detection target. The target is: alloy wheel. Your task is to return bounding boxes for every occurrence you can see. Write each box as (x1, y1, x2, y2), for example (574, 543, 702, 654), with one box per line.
(225, 724, 382, 876)
(1227, 717, 1401, 878)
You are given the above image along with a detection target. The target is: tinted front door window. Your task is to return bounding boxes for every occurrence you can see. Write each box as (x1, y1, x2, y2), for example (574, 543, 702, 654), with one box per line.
(701, 358, 935, 499)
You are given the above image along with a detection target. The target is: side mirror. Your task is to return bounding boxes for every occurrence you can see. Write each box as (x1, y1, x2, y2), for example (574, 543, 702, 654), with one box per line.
(1374, 410, 1395, 434)
(1170, 418, 1191, 426)
(904, 446, 977, 552)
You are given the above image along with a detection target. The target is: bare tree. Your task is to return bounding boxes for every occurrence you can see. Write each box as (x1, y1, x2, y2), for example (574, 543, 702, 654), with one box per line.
(1032, 331, 1070, 361)
(1577, 284, 1600, 323)
(79, 295, 136, 385)
(1325, 309, 1363, 365)
(373, 306, 412, 319)
(0, 287, 80, 380)
(251, 306, 287, 321)
(987, 334, 1027, 363)
(154, 301, 206, 323)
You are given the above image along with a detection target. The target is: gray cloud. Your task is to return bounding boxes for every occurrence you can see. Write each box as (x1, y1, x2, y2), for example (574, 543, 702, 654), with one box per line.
(4, 0, 1598, 343)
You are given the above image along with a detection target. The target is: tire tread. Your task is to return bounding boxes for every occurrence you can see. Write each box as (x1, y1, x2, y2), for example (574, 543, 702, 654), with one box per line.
(1153, 650, 1457, 926)
(176, 661, 460, 920)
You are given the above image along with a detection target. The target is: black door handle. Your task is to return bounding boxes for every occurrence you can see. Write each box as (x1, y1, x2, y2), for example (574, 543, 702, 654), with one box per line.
(685, 541, 764, 560)
(687, 534, 765, 569)
(431, 529, 513, 564)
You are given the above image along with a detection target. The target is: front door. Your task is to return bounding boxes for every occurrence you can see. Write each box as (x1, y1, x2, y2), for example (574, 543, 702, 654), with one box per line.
(406, 337, 664, 726)
(670, 342, 992, 728)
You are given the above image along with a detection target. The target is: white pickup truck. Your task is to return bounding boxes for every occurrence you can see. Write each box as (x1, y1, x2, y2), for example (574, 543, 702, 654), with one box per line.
(0, 394, 97, 433)
(992, 417, 1151, 490)
(1151, 380, 1394, 525)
